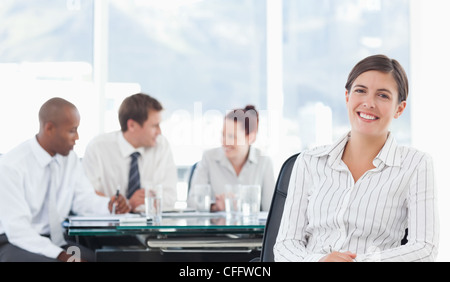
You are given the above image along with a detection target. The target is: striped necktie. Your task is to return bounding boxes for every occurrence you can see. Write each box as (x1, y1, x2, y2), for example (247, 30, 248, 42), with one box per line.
(127, 152, 141, 199)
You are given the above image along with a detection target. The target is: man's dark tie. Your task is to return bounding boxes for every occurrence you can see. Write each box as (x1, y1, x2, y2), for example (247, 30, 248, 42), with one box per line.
(127, 152, 141, 199)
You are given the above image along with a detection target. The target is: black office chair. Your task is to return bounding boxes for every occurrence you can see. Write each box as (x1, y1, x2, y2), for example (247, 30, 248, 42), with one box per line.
(256, 153, 300, 262)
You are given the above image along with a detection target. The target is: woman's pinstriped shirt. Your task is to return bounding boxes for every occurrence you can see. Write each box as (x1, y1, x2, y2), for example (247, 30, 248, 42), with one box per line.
(274, 132, 439, 262)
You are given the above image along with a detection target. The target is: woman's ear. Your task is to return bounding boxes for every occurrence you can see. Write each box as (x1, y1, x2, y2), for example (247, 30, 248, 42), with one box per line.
(345, 90, 350, 104)
(394, 101, 407, 119)
(248, 131, 257, 145)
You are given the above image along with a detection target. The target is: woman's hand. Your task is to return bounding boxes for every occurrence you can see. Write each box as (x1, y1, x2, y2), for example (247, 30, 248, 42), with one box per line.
(210, 194, 226, 212)
(319, 251, 357, 262)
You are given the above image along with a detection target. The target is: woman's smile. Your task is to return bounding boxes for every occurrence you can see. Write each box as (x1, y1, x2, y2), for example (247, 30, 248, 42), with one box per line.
(357, 111, 379, 121)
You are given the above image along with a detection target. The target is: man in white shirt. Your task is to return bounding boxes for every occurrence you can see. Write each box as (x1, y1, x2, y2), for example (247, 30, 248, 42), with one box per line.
(82, 93, 177, 212)
(0, 98, 129, 262)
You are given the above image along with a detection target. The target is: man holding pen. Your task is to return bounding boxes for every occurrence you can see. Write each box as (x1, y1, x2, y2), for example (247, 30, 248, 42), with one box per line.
(83, 93, 178, 212)
(111, 189, 121, 215)
(0, 97, 130, 262)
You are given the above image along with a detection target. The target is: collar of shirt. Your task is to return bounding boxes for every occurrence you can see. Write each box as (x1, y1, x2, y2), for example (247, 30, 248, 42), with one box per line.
(214, 146, 258, 176)
(305, 131, 402, 170)
(216, 145, 258, 165)
(247, 146, 259, 164)
(30, 136, 64, 168)
(117, 131, 145, 158)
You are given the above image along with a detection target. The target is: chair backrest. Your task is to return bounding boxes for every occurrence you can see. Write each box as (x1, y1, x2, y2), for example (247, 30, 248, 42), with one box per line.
(260, 153, 300, 262)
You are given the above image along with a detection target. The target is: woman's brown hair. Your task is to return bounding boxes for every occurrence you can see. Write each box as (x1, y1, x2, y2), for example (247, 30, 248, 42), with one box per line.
(345, 54, 409, 103)
(225, 105, 259, 135)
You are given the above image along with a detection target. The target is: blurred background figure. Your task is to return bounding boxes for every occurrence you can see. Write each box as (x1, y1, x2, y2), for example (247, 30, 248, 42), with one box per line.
(188, 105, 275, 212)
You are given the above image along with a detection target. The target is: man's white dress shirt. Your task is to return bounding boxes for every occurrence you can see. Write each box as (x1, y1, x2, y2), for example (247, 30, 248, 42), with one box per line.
(82, 131, 178, 211)
(0, 137, 110, 259)
(189, 146, 275, 211)
(274, 132, 439, 262)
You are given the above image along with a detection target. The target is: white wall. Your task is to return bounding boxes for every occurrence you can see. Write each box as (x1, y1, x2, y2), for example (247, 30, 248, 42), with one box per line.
(410, 0, 450, 262)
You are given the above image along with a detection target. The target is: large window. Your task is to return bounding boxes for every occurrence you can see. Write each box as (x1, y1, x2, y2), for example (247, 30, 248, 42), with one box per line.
(282, 0, 411, 152)
(108, 0, 266, 112)
(0, 0, 411, 171)
(0, 0, 95, 154)
(104, 0, 267, 167)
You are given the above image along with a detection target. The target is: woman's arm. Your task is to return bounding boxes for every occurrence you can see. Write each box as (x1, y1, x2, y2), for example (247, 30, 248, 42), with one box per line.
(273, 154, 324, 261)
(355, 153, 439, 262)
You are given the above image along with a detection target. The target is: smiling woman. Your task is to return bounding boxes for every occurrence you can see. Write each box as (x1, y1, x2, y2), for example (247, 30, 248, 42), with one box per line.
(345, 70, 407, 141)
(274, 54, 439, 262)
(188, 105, 275, 213)
(343, 56, 408, 182)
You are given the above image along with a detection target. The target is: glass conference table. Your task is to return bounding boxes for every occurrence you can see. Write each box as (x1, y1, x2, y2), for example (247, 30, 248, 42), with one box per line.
(66, 211, 267, 262)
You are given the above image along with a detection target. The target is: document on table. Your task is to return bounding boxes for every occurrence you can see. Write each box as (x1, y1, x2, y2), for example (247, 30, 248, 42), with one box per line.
(162, 210, 221, 217)
(69, 213, 142, 222)
(161, 211, 269, 221)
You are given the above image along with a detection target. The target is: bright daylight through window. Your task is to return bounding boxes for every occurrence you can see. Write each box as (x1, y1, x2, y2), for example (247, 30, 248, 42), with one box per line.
(0, 0, 410, 191)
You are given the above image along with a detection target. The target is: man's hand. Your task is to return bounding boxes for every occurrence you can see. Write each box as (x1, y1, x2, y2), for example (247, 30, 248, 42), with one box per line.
(128, 189, 145, 212)
(108, 193, 131, 214)
(57, 250, 86, 262)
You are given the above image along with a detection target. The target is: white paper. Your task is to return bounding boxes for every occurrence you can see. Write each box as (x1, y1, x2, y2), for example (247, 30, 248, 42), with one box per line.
(69, 213, 141, 222)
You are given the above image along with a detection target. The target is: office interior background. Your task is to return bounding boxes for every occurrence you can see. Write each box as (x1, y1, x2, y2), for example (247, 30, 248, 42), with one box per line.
(0, 0, 449, 261)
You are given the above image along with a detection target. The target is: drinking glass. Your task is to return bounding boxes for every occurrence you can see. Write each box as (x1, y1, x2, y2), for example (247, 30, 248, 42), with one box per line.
(145, 184, 163, 223)
(191, 184, 212, 212)
(239, 185, 261, 216)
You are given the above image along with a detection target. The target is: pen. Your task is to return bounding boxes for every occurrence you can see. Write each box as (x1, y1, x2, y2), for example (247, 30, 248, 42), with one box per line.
(112, 189, 120, 214)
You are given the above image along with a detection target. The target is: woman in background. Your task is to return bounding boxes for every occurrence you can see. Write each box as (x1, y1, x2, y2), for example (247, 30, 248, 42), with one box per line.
(189, 105, 275, 212)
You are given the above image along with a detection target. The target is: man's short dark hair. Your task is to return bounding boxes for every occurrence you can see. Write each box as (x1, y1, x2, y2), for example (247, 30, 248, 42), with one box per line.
(118, 93, 163, 132)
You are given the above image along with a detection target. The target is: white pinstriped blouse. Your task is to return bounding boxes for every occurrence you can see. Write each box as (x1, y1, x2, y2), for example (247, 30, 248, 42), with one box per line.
(274, 132, 439, 262)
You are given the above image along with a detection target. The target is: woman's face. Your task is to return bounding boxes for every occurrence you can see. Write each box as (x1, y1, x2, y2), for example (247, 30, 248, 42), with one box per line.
(346, 70, 407, 138)
(222, 119, 254, 160)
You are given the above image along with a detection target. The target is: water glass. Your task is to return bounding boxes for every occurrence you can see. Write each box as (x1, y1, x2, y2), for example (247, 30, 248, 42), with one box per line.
(224, 184, 241, 214)
(192, 184, 212, 212)
(145, 184, 163, 223)
(239, 185, 261, 216)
